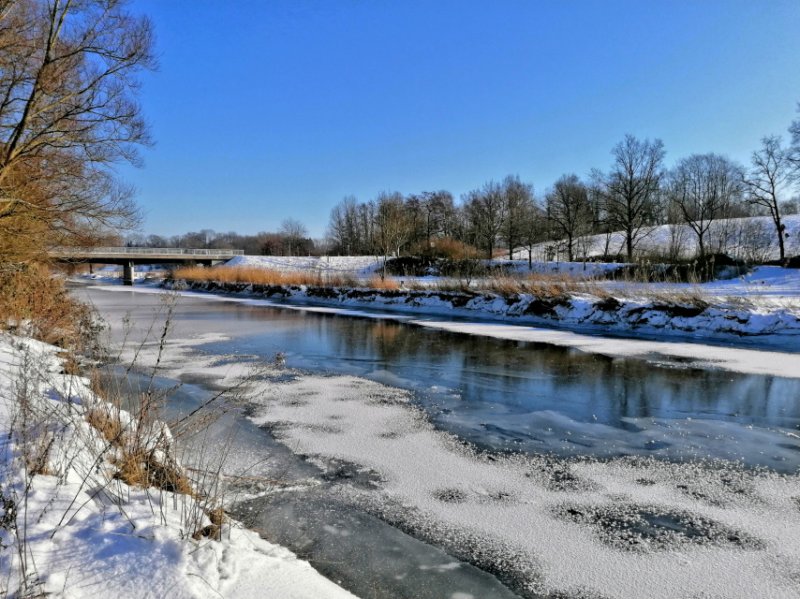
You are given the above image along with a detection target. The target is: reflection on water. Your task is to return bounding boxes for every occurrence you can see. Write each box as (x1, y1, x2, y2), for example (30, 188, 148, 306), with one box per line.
(79, 286, 800, 470)
(197, 304, 800, 470)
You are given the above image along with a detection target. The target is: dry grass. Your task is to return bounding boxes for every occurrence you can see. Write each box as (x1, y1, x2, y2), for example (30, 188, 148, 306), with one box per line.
(113, 449, 195, 496)
(365, 275, 400, 290)
(0, 264, 96, 349)
(171, 264, 732, 313)
(85, 406, 124, 444)
(641, 287, 711, 309)
(172, 265, 357, 288)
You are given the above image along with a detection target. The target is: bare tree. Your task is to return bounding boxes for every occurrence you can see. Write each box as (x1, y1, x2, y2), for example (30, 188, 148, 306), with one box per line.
(596, 135, 665, 261)
(279, 218, 309, 256)
(545, 174, 592, 262)
(416, 190, 455, 250)
(464, 181, 506, 259)
(743, 136, 794, 263)
(500, 175, 533, 260)
(669, 153, 744, 258)
(789, 103, 800, 174)
(518, 194, 546, 268)
(0, 0, 155, 262)
(375, 191, 411, 277)
(327, 196, 361, 255)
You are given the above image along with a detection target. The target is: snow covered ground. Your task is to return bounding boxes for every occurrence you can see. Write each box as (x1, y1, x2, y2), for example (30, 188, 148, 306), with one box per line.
(514, 213, 800, 262)
(246, 371, 800, 599)
(226, 254, 383, 275)
(0, 334, 356, 599)
(101, 317, 800, 599)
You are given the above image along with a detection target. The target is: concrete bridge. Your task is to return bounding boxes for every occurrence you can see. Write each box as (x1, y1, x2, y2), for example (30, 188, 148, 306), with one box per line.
(50, 247, 243, 285)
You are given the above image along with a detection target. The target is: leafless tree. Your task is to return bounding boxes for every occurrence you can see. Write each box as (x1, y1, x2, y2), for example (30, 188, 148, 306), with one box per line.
(500, 175, 533, 260)
(669, 153, 744, 258)
(595, 135, 665, 261)
(789, 103, 800, 174)
(545, 174, 592, 262)
(416, 190, 455, 249)
(0, 0, 155, 261)
(375, 191, 412, 277)
(743, 136, 794, 262)
(279, 218, 309, 256)
(327, 196, 362, 255)
(518, 194, 546, 268)
(464, 181, 506, 259)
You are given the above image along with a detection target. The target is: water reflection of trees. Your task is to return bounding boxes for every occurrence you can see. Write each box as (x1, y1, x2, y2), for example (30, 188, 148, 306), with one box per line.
(257, 308, 800, 430)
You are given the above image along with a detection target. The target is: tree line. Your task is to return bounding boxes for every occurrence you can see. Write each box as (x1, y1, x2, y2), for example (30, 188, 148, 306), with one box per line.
(326, 126, 800, 264)
(126, 218, 316, 257)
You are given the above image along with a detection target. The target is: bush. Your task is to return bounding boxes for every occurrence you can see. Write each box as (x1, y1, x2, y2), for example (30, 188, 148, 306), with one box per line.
(0, 264, 99, 350)
(606, 254, 746, 283)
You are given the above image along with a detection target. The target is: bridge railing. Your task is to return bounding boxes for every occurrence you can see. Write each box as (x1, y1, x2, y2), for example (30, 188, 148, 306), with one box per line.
(50, 247, 244, 257)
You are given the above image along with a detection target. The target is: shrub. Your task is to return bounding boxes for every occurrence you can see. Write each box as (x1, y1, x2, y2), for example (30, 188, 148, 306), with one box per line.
(0, 264, 98, 350)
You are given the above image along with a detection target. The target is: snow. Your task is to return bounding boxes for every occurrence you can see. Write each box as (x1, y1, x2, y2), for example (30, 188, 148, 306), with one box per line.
(237, 367, 800, 599)
(0, 334, 357, 599)
(225, 255, 382, 275)
(514, 213, 800, 262)
(74, 284, 800, 598)
(164, 268, 800, 352)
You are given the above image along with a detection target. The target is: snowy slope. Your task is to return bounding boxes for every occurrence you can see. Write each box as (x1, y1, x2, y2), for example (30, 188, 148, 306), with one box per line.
(226, 255, 382, 275)
(514, 214, 800, 261)
(0, 334, 356, 599)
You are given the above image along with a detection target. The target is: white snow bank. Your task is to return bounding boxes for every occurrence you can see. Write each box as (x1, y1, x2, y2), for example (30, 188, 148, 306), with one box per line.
(514, 213, 800, 262)
(166, 275, 800, 353)
(0, 334, 356, 599)
(225, 255, 382, 275)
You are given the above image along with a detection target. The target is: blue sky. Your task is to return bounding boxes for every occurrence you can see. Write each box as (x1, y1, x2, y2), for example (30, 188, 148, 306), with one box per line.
(125, 0, 800, 238)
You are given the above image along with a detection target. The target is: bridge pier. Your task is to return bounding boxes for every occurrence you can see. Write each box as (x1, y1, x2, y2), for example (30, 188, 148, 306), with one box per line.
(123, 261, 135, 286)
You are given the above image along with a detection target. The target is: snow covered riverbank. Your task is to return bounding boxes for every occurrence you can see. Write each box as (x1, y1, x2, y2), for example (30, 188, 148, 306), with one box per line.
(165, 267, 800, 349)
(62, 283, 800, 598)
(0, 334, 356, 599)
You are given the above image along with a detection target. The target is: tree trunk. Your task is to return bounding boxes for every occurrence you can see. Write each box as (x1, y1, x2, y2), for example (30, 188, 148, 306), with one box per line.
(626, 231, 634, 262)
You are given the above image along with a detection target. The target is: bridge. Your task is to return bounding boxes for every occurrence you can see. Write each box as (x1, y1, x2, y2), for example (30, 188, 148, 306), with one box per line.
(50, 247, 244, 285)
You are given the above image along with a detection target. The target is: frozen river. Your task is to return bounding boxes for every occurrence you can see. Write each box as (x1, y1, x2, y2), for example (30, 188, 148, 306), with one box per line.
(73, 283, 800, 599)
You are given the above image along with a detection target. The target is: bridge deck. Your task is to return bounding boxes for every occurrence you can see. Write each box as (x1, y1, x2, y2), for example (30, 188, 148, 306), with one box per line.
(50, 247, 243, 285)
(51, 247, 243, 262)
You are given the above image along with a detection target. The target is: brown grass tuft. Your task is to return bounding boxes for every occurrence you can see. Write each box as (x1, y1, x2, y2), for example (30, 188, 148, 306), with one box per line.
(113, 449, 195, 495)
(85, 407, 123, 444)
(365, 275, 400, 290)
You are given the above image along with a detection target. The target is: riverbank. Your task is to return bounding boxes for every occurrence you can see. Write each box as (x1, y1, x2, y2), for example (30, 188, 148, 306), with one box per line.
(164, 268, 800, 347)
(65, 283, 800, 598)
(0, 333, 356, 599)
(83, 294, 800, 599)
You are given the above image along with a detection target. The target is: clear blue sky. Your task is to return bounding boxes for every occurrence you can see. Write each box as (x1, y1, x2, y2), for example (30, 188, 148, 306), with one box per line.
(125, 0, 800, 238)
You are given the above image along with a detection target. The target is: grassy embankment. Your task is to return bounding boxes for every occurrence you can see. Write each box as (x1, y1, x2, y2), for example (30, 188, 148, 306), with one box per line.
(170, 264, 717, 311)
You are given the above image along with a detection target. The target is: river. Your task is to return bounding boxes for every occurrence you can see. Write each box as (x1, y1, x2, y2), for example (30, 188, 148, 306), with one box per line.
(72, 282, 800, 599)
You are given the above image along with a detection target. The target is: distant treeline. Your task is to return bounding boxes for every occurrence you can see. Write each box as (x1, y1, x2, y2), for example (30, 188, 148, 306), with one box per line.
(133, 126, 800, 264)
